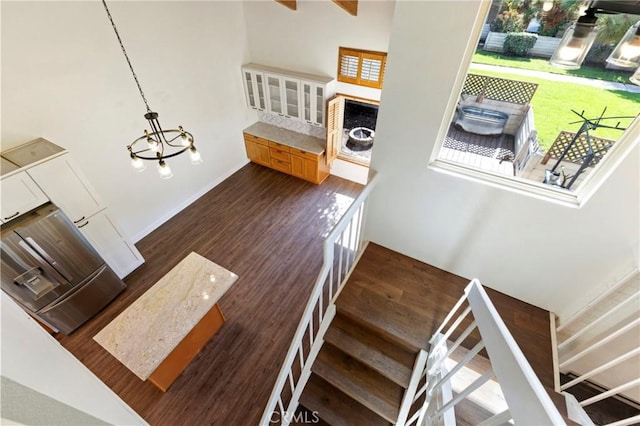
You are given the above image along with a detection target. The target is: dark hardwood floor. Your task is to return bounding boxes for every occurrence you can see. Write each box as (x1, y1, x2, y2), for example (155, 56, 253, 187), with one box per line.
(57, 162, 556, 426)
(57, 163, 364, 426)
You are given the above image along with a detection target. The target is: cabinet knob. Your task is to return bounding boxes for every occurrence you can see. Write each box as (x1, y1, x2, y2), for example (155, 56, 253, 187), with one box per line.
(73, 216, 86, 224)
(77, 220, 90, 228)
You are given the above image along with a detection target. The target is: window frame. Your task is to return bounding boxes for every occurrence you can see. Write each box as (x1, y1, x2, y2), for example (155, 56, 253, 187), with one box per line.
(428, 0, 640, 208)
(337, 47, 386, 89)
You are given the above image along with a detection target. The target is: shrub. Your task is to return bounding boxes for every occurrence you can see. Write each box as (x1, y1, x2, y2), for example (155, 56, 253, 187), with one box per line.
(503, 32, 538, 56)
(490, 11, 525, 33)
(584, 42, 615, 67)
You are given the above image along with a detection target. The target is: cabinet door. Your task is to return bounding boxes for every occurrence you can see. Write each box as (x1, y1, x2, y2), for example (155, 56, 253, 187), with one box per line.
(314, 85, 326, 126)
(266, 75, 283, 115)
(244, 139, 271, 167)
(301, 81, 326, 126)
(76, 209, 143, 279)
(243, 70, 258, 109)
(302, 82, 313, 123)
(0, 172, 49, 222)
(283, 77, 300, 119)
(290, 153, 319, 183)
(26, 154, 104, 224)
(242, 70, 267, 111)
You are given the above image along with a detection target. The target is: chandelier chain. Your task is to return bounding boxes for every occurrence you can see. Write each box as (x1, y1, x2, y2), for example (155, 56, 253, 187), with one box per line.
(101, 0, 151, 112)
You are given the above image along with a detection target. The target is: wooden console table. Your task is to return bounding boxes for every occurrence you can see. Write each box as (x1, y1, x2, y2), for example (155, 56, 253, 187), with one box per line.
(94, 252, 238, 392)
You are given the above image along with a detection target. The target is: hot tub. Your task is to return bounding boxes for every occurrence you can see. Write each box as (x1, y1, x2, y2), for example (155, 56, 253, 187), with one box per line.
(455, 107, 508, 136)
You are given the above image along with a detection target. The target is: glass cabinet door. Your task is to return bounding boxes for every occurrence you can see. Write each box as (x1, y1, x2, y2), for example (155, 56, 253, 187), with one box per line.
(303, 83, 312, 123)
(315, 86, 325, 126)
(255, 74, 266, 110)
(244, 71, 256, 109)
(267, 75, 282, 114)
(284, 78, 300, 119)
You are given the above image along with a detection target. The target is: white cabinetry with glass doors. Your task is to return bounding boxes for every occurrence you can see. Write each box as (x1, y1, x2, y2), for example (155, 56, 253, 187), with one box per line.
(265, 74, 301, 120)
(241, 63, 334, 127)
(242, 69, 267, 111)
(301, 81, 327, 127)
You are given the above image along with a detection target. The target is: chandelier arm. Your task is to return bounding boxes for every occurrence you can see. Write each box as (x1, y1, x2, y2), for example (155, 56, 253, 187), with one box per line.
(102, 0, 152, 112)
(130, 146, 192, 161)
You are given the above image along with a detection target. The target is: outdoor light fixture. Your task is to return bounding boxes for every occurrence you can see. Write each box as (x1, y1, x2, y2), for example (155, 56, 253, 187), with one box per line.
(102, 0, 201, 179)
(631, 67, 640, 85)
(542, 1, 554, 12)
(606, 21, 640, 69)
(549, 8, 598, 69)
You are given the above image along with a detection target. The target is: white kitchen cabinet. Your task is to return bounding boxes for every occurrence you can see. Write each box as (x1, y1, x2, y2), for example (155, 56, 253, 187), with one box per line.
(242, 63, 334, 126)
(265, 74, 301, 120)
(242, 69, 267, 111)
(302, 81, 327, 127)
(76, 209, 143, 279)
(26, 153, 103, 224)
(21, 147, 143, 278)
(0, 172, 49, 222)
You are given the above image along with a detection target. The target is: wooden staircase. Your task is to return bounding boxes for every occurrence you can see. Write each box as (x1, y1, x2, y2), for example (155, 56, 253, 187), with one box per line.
(298, 272, 434, 425)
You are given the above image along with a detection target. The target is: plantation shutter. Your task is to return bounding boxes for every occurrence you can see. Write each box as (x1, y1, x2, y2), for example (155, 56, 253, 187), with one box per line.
(338, 48, 360, 85)
(337, 47, 386, 89)
(326, 95, 344, 164)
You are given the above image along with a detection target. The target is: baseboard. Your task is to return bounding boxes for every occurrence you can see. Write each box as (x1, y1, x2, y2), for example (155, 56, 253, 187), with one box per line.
(131, 159, 249, 243)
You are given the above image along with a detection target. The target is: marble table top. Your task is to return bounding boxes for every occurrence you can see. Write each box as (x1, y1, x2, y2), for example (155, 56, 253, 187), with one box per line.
(93, 252, 238, 380)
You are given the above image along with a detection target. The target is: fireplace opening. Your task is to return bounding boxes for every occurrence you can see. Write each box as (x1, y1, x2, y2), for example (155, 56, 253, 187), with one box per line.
(341, 98, 379, 163)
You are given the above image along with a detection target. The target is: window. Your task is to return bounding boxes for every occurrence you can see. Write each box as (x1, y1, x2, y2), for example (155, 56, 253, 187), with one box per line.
(430, 0, 640, 207)
(337, 47, 386, 89)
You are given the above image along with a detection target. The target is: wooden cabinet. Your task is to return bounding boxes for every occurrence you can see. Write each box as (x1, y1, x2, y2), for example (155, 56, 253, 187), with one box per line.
(0, 172, 49, 222)
(290, 148, 321, 182)
(26, 154, 103, 224)
(244, 134, 271, 166)
(75, 210, 144, 279)
(243, 133, 329, 184)
(242, 64, 334, 127)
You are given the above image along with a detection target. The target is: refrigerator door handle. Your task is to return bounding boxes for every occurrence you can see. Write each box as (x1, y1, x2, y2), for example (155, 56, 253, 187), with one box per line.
(19, 238, 73, 283)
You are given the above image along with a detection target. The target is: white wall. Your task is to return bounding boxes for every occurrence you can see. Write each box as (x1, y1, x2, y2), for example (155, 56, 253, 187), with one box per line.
(0, 294, 147, 425)
(243, 0, 395, 101)
(1, 1, 254, 242)
(365, 0, 640, 318)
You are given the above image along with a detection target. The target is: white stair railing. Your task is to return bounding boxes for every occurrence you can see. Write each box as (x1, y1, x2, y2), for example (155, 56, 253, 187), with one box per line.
(259, 171, 379, 426)
(555, 270, 640, 426)
(400, 279, 566, 426)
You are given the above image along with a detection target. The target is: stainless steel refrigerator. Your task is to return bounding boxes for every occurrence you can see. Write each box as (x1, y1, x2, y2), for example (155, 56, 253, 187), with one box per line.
(1, 203, 125, 334)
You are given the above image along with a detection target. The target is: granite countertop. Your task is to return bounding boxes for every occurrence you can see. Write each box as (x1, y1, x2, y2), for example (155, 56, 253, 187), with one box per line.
(93, 252, 238, 380)
(243, 122, 325, 155)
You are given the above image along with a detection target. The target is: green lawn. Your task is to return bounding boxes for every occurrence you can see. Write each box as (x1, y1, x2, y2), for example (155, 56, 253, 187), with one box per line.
(473, 50, 635, 84)
(468, 66, 640, 151)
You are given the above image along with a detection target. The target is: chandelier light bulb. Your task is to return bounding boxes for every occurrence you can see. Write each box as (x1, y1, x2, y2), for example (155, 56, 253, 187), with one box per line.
(130, 153, 146, 171)
(189, 146, 203, 165)
(157, 160, 173, 179)
(179, 126, 190, 146)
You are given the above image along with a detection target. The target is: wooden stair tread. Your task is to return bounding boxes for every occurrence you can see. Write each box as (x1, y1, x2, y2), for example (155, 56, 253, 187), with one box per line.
(313, 343, 403, 423)
(300, 373, 391, 426)
(325, 312, 415, 388)
(336, 283, 431, 351)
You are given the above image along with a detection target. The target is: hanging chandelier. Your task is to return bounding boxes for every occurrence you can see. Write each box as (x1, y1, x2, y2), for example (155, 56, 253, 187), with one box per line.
(102, 0, 201, 179)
